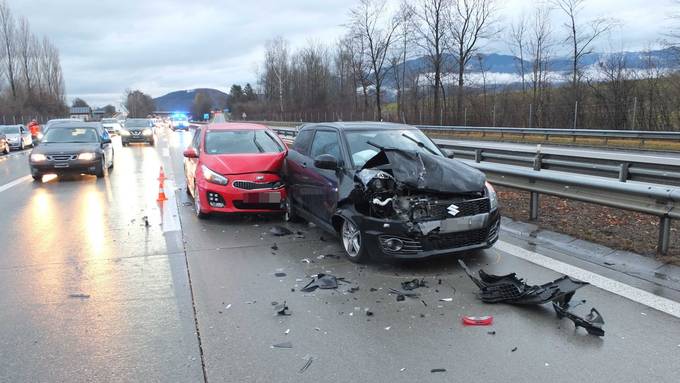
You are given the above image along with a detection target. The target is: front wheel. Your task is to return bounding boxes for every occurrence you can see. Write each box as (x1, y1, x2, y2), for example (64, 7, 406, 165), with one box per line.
(194, 185, 209, 219)
(95, 158, 107, 178)
(3, 143, 8, 154)
(31, 170, 42, 181)
(341, 218, 369, 263)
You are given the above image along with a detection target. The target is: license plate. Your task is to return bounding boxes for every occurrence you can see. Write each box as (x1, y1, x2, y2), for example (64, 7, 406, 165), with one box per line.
(54, 163, 69, 168)
(245, 192, 281, 203)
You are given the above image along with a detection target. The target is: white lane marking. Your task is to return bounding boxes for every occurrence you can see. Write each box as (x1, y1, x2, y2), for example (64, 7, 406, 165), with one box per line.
(0, 175, 31, 193)
(162, 148, 170, 157)
(161, 179, 182, 233)
(496, 240, 680, 318)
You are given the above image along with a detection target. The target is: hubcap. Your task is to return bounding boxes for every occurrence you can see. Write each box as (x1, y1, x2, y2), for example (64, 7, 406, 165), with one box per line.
(342, 220, 361, 257)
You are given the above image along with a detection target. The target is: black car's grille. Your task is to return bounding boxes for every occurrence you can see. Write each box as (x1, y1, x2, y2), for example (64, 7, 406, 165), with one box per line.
(232, 180, 281, 190)
(47, 154, 77, 161)
(233, 201, 282, 210)
(429, 228, 489, 250)
(427, 197, 490, 219)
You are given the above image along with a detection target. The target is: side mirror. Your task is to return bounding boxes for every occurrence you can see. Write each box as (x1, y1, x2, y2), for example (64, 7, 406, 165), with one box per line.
(183, 147, 198, 158)
(314, 154, 339, 170)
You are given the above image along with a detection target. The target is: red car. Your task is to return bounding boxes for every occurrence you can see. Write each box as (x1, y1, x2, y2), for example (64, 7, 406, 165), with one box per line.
(183, 123, 287, 218)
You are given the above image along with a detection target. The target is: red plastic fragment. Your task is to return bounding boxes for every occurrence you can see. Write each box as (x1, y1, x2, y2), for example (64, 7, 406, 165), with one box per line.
(462, 315, 493, 326)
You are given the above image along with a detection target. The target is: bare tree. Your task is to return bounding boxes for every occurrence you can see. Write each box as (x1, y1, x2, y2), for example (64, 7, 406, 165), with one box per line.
(389, 2, 415, 120)
(17, 16, 33, 95)
(551, 0, 615, 102)
(508, 14, 528, 94)
(264, 37, 289, 114)
(0, 0, 18, 99)
(528, 6, 554, 127)
(448, 0, 498, 124)
(414, 0, 450, 122)
(348, 0, 402, 120)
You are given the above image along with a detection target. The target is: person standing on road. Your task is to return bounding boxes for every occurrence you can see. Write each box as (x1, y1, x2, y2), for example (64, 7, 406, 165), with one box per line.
(28, 119, 41, 141)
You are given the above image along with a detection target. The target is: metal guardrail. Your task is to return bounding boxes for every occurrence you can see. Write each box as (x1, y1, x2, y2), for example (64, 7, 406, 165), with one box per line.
(418, 125, 680, 141)
(267, 125, 677, 255)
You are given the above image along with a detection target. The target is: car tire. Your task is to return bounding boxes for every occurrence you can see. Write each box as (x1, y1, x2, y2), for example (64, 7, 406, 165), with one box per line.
(108, 152, 114, 169)
(284, 198, 303, 222)
(95, 158, 107, 178)
(31, 171, 42, 182)
(194, 185, 209, 219)
(2, 143, 8, 154)
(341, 218, 369, 263)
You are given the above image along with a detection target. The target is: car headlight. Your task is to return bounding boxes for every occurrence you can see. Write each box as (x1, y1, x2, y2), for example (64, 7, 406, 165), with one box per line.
(78, 152, 96, 161)
(201, 164, 228, 185)
(37, 132, 43, 139)
(143, 128, 153, 136)
(30, 153, 46, 162)
(485, 181, 498, 210)
(120, 129, 130, 136)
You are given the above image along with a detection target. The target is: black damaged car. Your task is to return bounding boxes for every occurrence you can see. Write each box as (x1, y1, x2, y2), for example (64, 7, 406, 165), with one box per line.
(284, 122, 500, 263)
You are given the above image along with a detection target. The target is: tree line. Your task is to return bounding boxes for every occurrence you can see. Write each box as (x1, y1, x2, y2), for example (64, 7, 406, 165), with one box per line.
(0, 0, 67, 121)
(231, 0, 680, 131)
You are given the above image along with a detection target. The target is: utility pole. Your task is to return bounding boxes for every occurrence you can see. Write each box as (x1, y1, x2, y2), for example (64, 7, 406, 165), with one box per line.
(573, 101, 578, 129)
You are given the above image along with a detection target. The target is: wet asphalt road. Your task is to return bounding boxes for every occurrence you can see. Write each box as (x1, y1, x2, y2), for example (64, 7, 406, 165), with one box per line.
(1, 128, 680, 382)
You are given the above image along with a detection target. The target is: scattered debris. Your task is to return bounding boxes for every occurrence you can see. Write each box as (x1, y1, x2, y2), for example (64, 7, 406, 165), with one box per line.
(301, 258, 311, 264)
(431, 368, 446, 373)
(462, 315, 493, 326)
(270, 226, 293, 236)
(603, 262, 615, 266)
(370, 288, 378, 292)
(396, 294, 405, 302)
(271, 243, 278, 251)
(298, 356, 313, 374)
(301, 274, 339, 292)
(348, 286, 360, 293)
(439, 298, 453, 302)
(384, 326, 391, 330)
(295, 231, 305, 239)
(274, 272, 287, 277)
(143, 216, 150, 227)
(366, 310, 374, 316)
(388, 288, 419, 298)
(459, 260, 605, 337)
(487, 331, 496, 335)
(511, 347, 518, 352)
(274, 301, 290, 316)
(272, 341, 293, 349)
(284, 329, 290, 335)
(401, 279, 427, 290)
(400, 368, 406, 372)
(68, 293, 90, 299)
(225, 304, 232, 310)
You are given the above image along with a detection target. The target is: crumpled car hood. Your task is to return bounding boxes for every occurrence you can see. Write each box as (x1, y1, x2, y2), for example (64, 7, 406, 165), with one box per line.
(360, 148, 486, 194)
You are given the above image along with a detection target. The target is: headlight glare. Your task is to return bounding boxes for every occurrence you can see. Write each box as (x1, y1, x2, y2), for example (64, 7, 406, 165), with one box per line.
(142, 128, 153, 136)
(30, 153, 46, 162)
(201, 164, 228, 185)
(485, 181, 498, 210)
(78, 152, 96, 161)
(120, 129, 130, 136)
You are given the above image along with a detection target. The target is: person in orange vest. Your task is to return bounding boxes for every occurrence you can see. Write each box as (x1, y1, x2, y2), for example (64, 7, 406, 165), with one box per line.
(28, 119, 41, 141)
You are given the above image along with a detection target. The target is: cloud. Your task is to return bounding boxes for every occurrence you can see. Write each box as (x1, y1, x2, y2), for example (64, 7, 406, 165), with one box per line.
(11, 0, 676, 106)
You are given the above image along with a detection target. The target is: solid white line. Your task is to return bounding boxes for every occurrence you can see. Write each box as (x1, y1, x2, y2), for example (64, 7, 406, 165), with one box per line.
(496, 240, 680, 318)
(0, 175, 31, 194)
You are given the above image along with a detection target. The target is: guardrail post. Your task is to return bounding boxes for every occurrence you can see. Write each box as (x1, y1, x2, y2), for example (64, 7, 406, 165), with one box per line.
(474, 149, 482, 163)
(530, 192, 540, 221)
(658, 216, 671, 255)
(533, 153, 543, 171)
(618, 163, 630, 182)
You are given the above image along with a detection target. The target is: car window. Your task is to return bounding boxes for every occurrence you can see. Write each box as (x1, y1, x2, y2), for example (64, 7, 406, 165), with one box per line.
(42, 127, 100, 143)
(292, 130, 314, 155)
(191, 128, 202, 152)
(310, 130, 340, 160)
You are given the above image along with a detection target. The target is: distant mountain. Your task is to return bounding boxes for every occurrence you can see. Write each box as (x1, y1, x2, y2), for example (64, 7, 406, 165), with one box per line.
(154, 88, 228, 112)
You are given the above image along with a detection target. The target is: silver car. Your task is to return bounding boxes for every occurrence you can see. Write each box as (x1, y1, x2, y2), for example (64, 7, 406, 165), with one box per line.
(0, 125, 33, 150)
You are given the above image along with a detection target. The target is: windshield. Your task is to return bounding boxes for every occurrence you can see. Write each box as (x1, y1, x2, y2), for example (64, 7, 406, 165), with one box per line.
(42, 127, 100, 143)
(345, 129, 442, 168)
(204, 129, 284, 154)
(126, 120, 151, 128)
(0, 126, 20, 134)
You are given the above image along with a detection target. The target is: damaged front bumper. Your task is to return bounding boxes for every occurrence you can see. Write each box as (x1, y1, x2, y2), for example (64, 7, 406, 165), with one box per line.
(346, 208, 501, 259)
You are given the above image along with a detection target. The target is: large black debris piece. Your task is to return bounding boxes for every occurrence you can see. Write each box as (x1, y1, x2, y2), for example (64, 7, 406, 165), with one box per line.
(458, 260, 605, 337)
(553, 293, 605, 337)
(270, 226, 293, 236)
(275, 301, 291, 316)
(401, 279, 428, 291)
(458, 260, 587, 305)
(301, 274, 339, 292)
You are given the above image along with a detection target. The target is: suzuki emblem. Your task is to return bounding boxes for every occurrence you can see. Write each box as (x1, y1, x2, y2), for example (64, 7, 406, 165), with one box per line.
(447, 204, 460, 216)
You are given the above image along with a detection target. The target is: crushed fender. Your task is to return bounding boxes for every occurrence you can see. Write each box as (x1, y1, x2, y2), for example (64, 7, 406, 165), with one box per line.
(458, 260, 605, 336)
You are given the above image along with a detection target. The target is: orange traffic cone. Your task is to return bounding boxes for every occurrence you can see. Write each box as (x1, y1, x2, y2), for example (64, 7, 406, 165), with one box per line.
(158, 166, 166, 183)
(157, 181, 168, 202)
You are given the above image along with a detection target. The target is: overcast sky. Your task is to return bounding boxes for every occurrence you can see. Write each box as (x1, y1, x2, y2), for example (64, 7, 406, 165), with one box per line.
(12, 0, 678, 107)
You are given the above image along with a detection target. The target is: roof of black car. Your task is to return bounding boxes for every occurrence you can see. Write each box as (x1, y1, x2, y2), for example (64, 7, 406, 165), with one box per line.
(298, 121, 416, 131)
(47, 122, 102, 129)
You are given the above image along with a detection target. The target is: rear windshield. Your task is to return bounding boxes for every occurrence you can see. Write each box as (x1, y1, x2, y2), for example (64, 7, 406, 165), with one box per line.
(0, 126, 20, 134)
(42, 127, 99, 143)
(126, 120, 151, 128)
(204, 130, 284, 155)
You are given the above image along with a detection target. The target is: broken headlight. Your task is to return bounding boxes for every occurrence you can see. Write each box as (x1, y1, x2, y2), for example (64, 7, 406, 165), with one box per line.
(485, 181, 498, 210)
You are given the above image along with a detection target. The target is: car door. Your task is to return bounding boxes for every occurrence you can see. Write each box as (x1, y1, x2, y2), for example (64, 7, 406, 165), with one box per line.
(307, 129, 343, 224)
(285, 129, 314, 213)
(185, 127, 202, 193)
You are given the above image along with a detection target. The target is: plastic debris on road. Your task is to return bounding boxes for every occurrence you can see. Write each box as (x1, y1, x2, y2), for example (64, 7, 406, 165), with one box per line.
(401, 278, 427, 290)
(301, 273, 339, 292)
(298, 356, 313, 374)
(272, 341, 293, 349)
(462, 315, 493, 326)
(275, 301, 291, 316)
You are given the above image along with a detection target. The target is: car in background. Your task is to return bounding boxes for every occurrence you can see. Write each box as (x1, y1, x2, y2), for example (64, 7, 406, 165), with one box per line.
(28, 122, 114, 180)
(120, 118, 156, 146)
(101, 118, 123, 135)
(0, 125, 33, 150)
(183, 123, 287, 218)
(170, 114, 189, 131)
(0, 130, 9, 154)
(284, 122, 500, 263)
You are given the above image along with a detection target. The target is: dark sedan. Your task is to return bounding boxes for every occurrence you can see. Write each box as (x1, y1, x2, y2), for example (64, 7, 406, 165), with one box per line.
(284, 122, 500, 263)
(29, 122, 114, 181)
